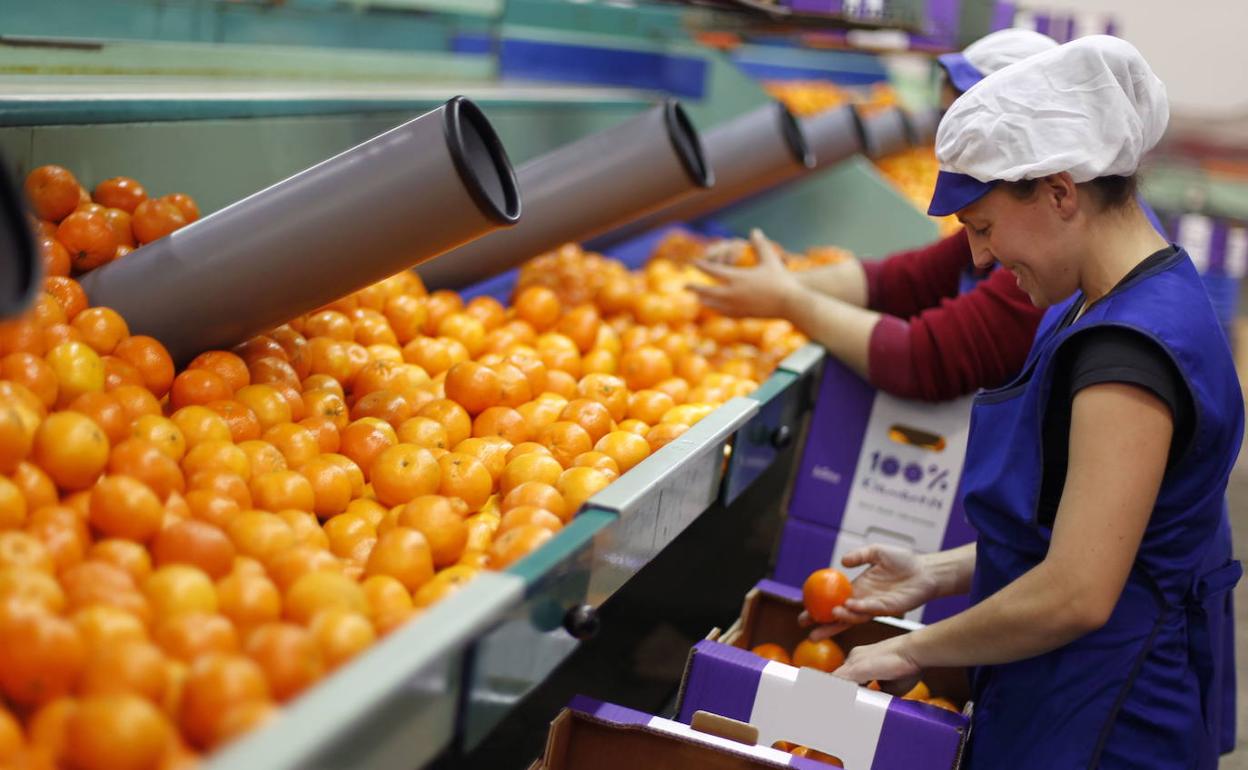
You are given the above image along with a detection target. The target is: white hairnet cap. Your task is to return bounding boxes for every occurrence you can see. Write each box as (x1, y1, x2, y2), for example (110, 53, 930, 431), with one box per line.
(937, 29, 1059, 93)
(928, 35, 1169, 216)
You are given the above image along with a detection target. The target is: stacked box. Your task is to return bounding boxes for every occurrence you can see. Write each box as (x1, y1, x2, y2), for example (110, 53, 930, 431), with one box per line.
(676, 636, 969, 770)
(532, 696, 833, 770)
(777, 358, 976, 623)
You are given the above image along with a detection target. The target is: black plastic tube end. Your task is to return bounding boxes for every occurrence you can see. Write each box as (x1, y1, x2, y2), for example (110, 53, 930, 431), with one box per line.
(0, 159, 40, 321)
(663, 100, 715, 189)
(443, 96, 522, 226)
(776, 102, 817, 170)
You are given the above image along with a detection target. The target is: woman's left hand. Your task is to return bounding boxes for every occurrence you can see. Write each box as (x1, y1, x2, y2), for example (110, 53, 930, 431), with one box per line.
(690, 228, 803, 320)
(833, 634, 922, 695)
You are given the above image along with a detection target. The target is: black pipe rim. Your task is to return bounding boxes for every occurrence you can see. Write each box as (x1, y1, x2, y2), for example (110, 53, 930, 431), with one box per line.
(662, 100, 715, 189)
(442, 96, 522, 226)
(0, 159, 41, 320)
(775, 102, 816, 170)
(846, 104, 869, 155)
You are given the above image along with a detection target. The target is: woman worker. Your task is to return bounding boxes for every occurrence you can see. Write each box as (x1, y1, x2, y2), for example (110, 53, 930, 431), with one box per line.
(693, 28, 1059, 401)
(823, 36, 1241, 769)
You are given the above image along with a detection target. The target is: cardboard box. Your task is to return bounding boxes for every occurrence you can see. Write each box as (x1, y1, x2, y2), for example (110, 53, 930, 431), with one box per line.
(781, 360, 978, 622)
(531, 696, 835, 770)
(716, 580, 970, 708)
(676, 637, 968, 770)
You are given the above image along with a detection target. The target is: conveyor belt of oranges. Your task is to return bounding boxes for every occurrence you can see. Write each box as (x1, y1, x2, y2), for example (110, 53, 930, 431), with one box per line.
(0, 167, 808, 769)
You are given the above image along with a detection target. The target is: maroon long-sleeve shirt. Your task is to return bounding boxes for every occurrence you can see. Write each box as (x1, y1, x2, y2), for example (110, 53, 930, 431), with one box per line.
(859, 230, 1045, 402)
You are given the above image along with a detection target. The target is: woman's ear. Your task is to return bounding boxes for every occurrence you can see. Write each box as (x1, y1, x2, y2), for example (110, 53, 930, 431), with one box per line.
(1045, 173, 1079, 219)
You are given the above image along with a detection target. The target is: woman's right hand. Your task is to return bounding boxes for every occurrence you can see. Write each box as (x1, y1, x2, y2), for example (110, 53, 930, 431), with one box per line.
(802, 545, 940, 640)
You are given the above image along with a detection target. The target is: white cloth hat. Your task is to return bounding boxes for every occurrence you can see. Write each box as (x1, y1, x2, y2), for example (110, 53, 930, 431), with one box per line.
(937, 29, 1059, 93)
(929, 35, 1169, 216)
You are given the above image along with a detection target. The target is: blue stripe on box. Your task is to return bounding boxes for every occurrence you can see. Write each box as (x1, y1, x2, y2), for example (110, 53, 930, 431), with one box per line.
(677, 640, 768, 725)
(500, 39, 707, 98)
(871, 696, 968, 770)
(451, 33, 493, 55)
(733, 61, 889, 86)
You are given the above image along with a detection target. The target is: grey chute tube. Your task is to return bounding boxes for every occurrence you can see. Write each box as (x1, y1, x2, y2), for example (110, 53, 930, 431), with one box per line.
(804, 104, 865, 171)
(859, 106, 912, 159)
(905, 107, 941, 146)
(0, 158, 40, 320)
(585, 101, 815, 250)
(417, 99, 713, 292)
(80, 96, 520, 365)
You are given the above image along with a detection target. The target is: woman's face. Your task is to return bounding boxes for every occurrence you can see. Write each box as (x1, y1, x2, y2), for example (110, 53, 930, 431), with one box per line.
(957, 176, 1083, 308)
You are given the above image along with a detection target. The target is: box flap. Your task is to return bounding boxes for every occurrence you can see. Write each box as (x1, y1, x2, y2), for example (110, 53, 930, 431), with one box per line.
(677, 640, 771, 725)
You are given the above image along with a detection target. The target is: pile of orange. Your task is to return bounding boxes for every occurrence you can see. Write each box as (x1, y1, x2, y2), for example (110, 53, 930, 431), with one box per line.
(764, 81, 898, 119)
(641, 231, 853, 274)
(873, 148, 962, 237)
(749, 641, 959, 713)
(24, 166, 199, 278)
(0, 166, 810, 768)
(763, 84, 960, 237)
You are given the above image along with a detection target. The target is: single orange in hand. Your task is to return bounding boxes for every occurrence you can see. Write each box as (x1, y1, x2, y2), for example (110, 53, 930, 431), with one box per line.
(792, 638, 845, 673)
(802, 567, 853, 624)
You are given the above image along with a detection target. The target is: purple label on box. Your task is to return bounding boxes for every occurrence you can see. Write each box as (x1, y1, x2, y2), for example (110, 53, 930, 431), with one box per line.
(991, 1, 1015, 31)
(569, 695, 653, 727)
(785, 0, 845, 14)
(773, 518, 842, 589)
(874, 697, 968, 769)
(788, 361, 873, 528)
(925, 0, 960, 41)
(678, 640, 769, 725)
(756, 578, 804, 605)
(1033, 13, 1051, 36)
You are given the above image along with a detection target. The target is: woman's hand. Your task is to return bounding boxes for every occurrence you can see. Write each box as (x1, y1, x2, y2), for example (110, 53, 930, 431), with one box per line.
(833, 634, 921, 694)
(801, 545, 940, 640)
(691, 229, 804, 320)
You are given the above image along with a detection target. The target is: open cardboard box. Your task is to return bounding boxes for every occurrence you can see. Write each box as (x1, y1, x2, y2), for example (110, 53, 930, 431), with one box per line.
(530, 696, 837, 770)
(717, 579, 971, 708)
(672, 581, 971, 770)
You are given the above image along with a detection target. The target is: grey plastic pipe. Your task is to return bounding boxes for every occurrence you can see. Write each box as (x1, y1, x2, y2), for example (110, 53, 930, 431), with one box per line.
(80, 96, 520, 365)
(586, 102, 814, 249)
(417, 100, 712, 292)
(906, 108, 941, 146)
(859, 106, 913, 159)
(0, 159, 39, 320)
(803, 104, 866, 171)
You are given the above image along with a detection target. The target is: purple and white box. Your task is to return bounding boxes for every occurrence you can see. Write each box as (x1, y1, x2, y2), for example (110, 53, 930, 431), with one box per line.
(545, 696, 832, 769)
(677, 641, 969, 770)
(781, 359, 977, 622)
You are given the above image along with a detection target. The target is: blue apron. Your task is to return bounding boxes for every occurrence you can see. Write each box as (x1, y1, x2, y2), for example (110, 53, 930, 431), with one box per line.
(957, 249, 1243, 769)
